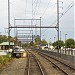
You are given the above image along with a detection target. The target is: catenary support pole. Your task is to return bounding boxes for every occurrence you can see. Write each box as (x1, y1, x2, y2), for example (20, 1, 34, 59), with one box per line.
(8, 0, 10, 49)
(57, 0, 60, 53)
(40, 17, 41, 44)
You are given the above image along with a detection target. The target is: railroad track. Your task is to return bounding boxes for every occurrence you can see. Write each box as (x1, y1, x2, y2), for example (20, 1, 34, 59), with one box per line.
(37, 51, 75, 75)
(24, 51, 46, 75)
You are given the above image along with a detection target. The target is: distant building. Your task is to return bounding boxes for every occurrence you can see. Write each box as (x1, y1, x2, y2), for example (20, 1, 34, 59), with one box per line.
(40, 44, 48, 50)
(0, 42, 14, 50)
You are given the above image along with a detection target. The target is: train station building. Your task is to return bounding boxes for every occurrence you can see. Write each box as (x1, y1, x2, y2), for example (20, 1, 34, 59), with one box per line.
(0, 42, 14, 50)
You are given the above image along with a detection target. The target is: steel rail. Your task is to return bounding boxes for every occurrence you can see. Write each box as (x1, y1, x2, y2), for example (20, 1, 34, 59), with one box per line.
(32, 54, 45, 75)
(37, 51, 75, 75)
(26, 51, 46, 75)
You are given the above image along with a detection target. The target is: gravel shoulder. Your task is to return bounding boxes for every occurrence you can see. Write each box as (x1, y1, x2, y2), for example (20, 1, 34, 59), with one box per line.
(0, 57, 27, 75)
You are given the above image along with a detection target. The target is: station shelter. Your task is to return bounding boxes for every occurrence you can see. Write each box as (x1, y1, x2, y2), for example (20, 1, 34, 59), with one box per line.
(0, 42, 14, 50)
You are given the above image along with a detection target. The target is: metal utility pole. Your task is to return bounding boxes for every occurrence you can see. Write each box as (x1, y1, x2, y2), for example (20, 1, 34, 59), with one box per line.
(32, 0, 33, 18)
(60, 31, 61, 41)
(57, 0, 59, 52)
(40, 17, 41, 44)
(8, 0, 10, 49)
(54, 37, 56, 42)
(65, 34, 67, 54)
(60, 31, 61, 53)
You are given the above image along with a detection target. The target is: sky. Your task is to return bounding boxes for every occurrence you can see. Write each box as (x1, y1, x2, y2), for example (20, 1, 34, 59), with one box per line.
(0, 0, 74, 43)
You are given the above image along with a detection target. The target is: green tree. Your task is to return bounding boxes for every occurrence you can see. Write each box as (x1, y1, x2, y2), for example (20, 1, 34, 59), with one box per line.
(10, 37, 15, 42)
(35, 37, 41, 45)
(0, 35, 8, 43)
(22, 43, 30, 48)
(65, 38, 75, 48)
(52, 40, 64, 48)
(29, 41, 34, 46)
(41, 39, 47, 44)
(2, 35, 8, 42)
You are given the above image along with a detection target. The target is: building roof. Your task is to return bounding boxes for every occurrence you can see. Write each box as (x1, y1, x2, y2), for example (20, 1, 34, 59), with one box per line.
(0, 42, 14, 46)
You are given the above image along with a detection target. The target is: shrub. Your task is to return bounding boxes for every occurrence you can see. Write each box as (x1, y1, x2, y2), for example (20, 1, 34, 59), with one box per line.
(0, 55, 11, 64)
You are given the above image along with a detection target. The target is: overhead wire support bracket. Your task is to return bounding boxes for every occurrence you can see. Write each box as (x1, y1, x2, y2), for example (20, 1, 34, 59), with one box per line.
(15, 19, 40, 20)
(9, 26, 58, 28)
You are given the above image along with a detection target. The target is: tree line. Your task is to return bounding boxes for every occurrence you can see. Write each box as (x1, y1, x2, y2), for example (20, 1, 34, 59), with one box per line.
(0, 35, 75, 48)
(52, 38, 75, 48)
(0, 35, 15, 43)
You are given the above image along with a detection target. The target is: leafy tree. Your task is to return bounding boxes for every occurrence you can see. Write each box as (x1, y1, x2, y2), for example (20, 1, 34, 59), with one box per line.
(0, 35, 8, 43)
(29, 41, 34, 46)
(52, 40, 64, 48)
(65, 38, 75, 48)
(22, 43, 30, 48)
(35, 37, 41, 45)
(41, 39, 47, 44)
(2, 35, 8, 42)
(10, 37, 15, 42)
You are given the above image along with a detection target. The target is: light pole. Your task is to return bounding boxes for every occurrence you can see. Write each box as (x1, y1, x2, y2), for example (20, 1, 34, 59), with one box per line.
(49, 38, 51, 50)
(60, 31, 61, 53)
(60, 31, 61, 41)
(54, 37, 56, 42)
(65, 34, 67, 54)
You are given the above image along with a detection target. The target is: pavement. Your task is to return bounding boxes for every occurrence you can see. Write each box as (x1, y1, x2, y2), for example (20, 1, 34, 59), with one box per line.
(0, 50, 8, 55)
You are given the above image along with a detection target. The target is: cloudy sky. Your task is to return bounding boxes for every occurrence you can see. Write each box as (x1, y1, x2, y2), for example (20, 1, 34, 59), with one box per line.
(0, 0, 74, 42)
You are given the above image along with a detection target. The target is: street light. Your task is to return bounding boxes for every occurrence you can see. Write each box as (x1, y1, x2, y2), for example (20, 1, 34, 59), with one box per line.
(49, 38, 51, 50)
(54, 37, 56, 42)
(65, 34, 67, 54)
(60, 31, 61, 41)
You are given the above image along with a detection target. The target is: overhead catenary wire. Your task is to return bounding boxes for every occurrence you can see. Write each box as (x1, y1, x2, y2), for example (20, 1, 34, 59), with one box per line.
(60, 2, 75, 19)
(25, 0, 27, 18)
(33, 0, 39, 19)
(42, 2, 75, 41)
(42, 1, 75, 34)
(41, 0, 52, 18)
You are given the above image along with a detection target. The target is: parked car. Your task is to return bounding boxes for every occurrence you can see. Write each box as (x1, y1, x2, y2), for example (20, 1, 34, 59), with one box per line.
(12, 47, 26, 58)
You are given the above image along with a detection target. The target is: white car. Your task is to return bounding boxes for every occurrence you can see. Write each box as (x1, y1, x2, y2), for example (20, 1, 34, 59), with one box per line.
(72, 48, 75, 50)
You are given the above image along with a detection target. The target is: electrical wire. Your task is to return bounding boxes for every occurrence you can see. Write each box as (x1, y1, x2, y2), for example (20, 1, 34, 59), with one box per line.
(42, 1, 75, 34)
(25, 0, 27, 17)
(33, 0, 38, 19)
(41, 0, 52, 18)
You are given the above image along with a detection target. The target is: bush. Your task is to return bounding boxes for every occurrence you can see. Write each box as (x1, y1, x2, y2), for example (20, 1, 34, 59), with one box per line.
(0, 55, 11, 64)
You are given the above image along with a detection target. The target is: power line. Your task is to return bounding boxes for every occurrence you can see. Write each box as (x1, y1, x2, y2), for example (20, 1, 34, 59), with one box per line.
(33, 0, 39, 19)
(25, 0, 27, 17)
(60, 2, 75, 19)
(42, 1, 75, 34)
(41, 0, 52, 18)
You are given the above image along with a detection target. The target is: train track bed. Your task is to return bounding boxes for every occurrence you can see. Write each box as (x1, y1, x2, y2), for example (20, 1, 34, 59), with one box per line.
(29, 51, 65, 75)
(24, 51, 46, 75)
(35, 50, 75, 75)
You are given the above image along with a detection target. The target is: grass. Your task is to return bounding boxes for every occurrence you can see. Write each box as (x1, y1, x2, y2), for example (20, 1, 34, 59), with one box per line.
(0, 54, 11, 64)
